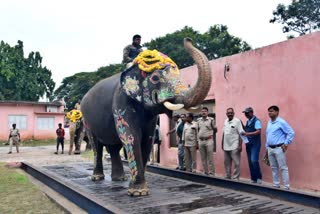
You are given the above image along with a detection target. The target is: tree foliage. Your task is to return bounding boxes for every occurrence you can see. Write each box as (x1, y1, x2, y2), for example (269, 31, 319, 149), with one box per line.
(53, 64, 124, 110)
(0, 40, 55, 101)
(54, 25, 251, 109)
(270, 0, 320, 36)
(144, 25, 251, 68)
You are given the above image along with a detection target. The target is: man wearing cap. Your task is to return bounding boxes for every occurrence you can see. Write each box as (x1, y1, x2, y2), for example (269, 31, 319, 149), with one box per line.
(241, 107, 263, 184)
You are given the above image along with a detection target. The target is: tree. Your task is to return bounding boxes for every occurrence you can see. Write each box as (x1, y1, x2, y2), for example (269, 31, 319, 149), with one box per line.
(144, 25, 251, 68)
(0, 40, 55, 101)
(54, 25, 251, 109)
(53, 63, 124, 110)
(270, 0, 320, 37)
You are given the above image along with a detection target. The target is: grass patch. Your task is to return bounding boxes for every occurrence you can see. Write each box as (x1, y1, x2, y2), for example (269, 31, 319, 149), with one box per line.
(81, 149, 111, 162)
(81, 150, 94, 161)
(0, 139, 57, 147)
(0, 162, 65, 214)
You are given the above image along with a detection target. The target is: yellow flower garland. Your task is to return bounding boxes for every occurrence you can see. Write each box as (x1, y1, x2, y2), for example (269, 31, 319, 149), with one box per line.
(134, 50, 178, 73)
(66, 109, 83, 123)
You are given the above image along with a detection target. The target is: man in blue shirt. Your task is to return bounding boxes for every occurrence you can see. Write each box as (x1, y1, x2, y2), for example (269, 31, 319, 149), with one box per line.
(242, 107, 262, 184)
(266, 105, 295, 190)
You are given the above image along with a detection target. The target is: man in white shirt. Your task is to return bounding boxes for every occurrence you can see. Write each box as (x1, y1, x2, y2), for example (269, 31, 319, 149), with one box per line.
(222, 108, 244, 180)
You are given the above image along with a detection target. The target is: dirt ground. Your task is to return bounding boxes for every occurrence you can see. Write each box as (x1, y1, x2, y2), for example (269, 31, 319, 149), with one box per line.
(0, 143, 90, 166)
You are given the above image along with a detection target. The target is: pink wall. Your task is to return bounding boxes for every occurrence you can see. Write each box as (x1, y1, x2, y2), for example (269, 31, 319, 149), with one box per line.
(160, 32, 320, 191)
(0, 103, 65, 140)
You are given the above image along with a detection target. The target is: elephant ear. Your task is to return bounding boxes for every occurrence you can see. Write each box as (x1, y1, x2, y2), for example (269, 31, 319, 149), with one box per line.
(120, 67, 143, 103)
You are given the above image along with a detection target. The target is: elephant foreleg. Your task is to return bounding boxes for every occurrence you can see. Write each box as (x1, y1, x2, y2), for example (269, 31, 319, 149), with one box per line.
(113, 107, 149, 196)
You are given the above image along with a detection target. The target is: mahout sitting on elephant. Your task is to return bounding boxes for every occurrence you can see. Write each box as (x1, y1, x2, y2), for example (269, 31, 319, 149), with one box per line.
(81, 38, 212, 196)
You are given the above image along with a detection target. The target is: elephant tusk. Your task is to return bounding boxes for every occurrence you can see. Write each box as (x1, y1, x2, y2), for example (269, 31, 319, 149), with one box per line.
(163, 101, 184, 111)
(185, 106, 201, 113)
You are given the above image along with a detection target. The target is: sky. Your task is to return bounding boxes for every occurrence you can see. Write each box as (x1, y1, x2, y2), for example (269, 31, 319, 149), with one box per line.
(0, 0, 292, 90)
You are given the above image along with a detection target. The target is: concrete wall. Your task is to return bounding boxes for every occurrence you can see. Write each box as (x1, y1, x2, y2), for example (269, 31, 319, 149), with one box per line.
(0, 103, 65, 140)
(159, 32, 320, 191)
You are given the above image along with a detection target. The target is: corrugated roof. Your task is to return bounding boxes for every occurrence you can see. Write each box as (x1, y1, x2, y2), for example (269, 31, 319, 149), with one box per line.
(0, 100, 63, 106)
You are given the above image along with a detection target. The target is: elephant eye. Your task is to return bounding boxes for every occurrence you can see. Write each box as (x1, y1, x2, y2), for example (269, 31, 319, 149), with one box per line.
(152, 75, 160, 82)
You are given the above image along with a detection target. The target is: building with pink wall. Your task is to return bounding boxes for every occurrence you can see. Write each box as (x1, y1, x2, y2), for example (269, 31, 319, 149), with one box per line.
(0, 101, 65, 140)
(159, 32, 320, 192)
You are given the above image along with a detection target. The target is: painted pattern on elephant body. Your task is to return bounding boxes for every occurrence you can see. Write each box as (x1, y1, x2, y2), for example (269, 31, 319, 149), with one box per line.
(113, 108, 138, 182)
(122, 76, 140, 95)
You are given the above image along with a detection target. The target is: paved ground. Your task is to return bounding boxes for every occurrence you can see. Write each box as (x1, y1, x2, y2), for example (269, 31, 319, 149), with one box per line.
(1, 145, 319, 214)
(42, 162, 320, 214)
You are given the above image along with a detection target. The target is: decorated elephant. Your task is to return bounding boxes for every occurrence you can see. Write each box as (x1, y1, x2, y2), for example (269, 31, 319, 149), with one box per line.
(81, 38, 212, 196)
(66, 110, 92, 155)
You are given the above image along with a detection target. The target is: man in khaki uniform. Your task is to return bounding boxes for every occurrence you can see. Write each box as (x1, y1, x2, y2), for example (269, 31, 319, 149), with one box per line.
(197, 107, 217, 176)
(182, 113, 198, 173)
(8, 123, 20, 154)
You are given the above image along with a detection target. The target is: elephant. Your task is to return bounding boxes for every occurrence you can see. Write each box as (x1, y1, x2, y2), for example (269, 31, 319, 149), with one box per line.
(68, 120, 92, 155)
(80, 38, 212, 196)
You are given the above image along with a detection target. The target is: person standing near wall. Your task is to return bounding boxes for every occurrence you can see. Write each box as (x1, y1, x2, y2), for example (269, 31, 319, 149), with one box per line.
(8, 123, 20, 154)
(55, 123, 65, 154)
(166, 114, 184, 170)
(150, 123, 162, 165)
(266, 105, 294, 190)
(182, 113, 198, 173)
(241, 107, 263, 184)
(197, 107, 217, 176)
(222, 108, 244, 180)
(175, 114, 186, 170)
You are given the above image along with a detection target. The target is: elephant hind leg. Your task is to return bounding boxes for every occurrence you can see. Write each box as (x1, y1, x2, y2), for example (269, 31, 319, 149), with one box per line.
(107, 144, 127, 181)
(91, 135, 105, 181)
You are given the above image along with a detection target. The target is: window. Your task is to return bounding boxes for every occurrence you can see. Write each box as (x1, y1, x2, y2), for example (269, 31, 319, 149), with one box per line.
(46, 106, 58, 112)
(8, 115, 27, 130)
(37, 117, 55, 130)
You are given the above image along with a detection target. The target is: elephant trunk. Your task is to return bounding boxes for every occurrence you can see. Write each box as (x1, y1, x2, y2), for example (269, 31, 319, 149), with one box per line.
(175, 38, 212, 109)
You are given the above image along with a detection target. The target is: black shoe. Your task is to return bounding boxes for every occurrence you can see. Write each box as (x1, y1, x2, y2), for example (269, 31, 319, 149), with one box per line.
(8, 151, 12, 154)
(54, 152, 58, 154)
(61, 151, 64, 154)
(175, 166, 180, 170)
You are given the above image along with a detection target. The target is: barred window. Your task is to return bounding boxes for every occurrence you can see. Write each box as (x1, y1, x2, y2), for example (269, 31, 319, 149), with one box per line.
(8, 115, 27, 130)
(37, 117, 55, 130)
